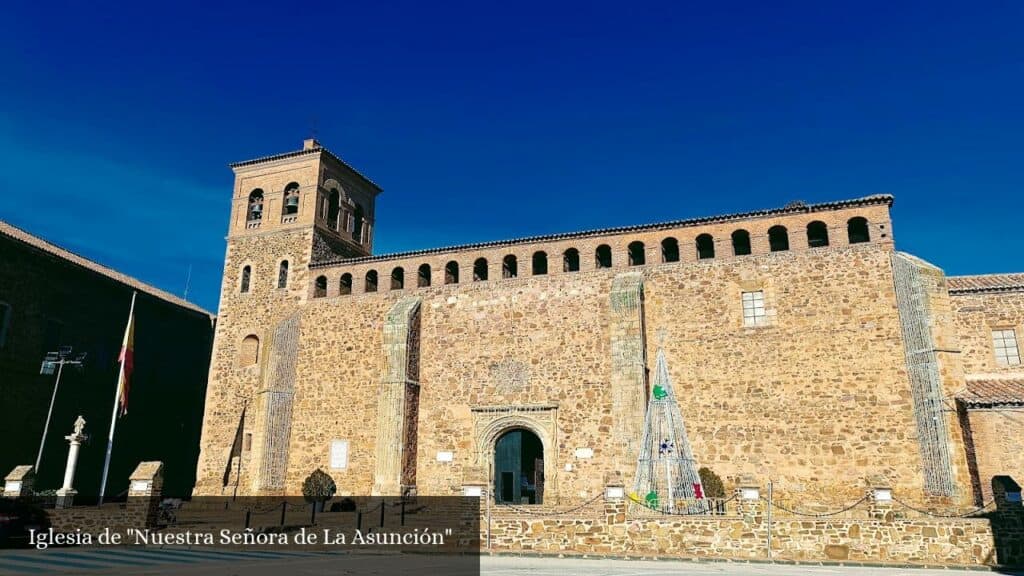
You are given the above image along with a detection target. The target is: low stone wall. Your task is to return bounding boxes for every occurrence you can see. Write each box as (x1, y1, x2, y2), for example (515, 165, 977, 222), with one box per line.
(488, 514, 995, 566)
(484, 494, 1024, 567)
(47, 500, 153, 533)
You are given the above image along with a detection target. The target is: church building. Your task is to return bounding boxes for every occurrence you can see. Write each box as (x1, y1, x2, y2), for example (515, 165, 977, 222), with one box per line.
(193, 139, 1024, 508)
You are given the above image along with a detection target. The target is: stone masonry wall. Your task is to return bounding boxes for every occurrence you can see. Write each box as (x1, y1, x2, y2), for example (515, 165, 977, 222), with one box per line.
(198, 238, 965, 509)
(964, 409, 1024, 503)
(952, 290, 1024, 377)
(486, 502, 1000, 566)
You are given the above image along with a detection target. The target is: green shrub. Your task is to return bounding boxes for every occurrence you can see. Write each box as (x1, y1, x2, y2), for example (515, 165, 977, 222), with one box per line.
(301, 469, 337, 504)
(698, 467, 726, 498)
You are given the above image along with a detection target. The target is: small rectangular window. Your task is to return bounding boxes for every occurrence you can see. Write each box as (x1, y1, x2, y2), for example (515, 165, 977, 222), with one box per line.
(993, 329, 1021, 366)
(330, 439, 349, 470)
(742, 291, 767, 327)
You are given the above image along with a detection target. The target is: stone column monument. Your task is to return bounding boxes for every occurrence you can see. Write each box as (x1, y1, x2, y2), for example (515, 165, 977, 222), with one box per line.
(56, 415, 87, 509)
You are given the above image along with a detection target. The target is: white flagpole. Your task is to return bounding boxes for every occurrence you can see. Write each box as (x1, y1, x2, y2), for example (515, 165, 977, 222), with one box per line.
(99, 291, 136, 505)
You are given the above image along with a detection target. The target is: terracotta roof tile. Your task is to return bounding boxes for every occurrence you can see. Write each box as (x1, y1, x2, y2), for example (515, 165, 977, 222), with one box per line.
(229, 144, 382, 192)
(948, 274, 1024, 295)
(0, 220, 213, 317)
(957, 378, 1024, 406)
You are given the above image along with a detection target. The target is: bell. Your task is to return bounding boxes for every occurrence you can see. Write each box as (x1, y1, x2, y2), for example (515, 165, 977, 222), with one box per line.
(285, 196, 299, 208)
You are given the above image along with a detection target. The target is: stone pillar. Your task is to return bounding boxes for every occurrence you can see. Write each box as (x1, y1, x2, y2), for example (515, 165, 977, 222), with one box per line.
(373, 297, 422, 495)
(127, 461, 164, 527)
(867, 476, 894, 520)
(56, 416, 87, 509)
(3, 465, 35, 498)
(604, 484, 626, 524)
(735, 478, 762, 519)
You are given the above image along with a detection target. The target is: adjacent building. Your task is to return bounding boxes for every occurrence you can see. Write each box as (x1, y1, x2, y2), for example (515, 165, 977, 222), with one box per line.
(0, 220, 215, 500)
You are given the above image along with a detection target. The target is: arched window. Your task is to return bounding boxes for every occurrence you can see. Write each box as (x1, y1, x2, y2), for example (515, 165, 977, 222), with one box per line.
(314, 275, 327, 298)
(731, 230, 752, 256)
(240, 335, 260, 367)
(327, 189, 341, 231)
(445, 261, 460, 284)
(768, 226, 789, 252)
(282, 182, 300, 216)
(353, 204, 365, 243)
(532, 251, 548, 275)
(0, 302, 11, 349)
(240, 265, 252, 293)
(365, 270, 378, 293)
(340, 273, 352, 295)
(473, 258, 489, 281)
(391, 267, 405, 290)
(502, 255, 518, 279)
(563, 248, 580, 272)
(807, 221, 829, 248)
(417, 264, 431, 287)
(661, 237, 680, 263)
(278, 260, 289, 289)
(696, 234, 715, 259)
(595, 245, 612, 269)
(847, 217, 870, 244)
(247, 189, 264, 221)
(628, 241, 645, 266)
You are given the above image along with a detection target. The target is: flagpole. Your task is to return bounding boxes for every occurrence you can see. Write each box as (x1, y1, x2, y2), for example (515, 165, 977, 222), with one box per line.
(99, 291, 136, 505)
(233, 404, 246, 501)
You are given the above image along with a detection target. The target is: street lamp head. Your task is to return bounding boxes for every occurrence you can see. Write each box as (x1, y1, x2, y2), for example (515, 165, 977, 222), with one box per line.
(58, 346, 73, 359)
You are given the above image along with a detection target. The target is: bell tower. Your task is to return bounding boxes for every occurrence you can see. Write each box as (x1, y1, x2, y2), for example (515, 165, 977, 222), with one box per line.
(194, 139, 382, 496)
(227, 138, 382, 261)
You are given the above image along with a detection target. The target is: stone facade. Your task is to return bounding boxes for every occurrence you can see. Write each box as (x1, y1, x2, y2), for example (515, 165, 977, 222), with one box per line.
(195, 140, 1017, 522)
(950, 278, 1024, 504)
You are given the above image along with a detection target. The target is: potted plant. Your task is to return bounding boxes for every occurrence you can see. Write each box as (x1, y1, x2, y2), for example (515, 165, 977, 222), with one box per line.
(302, 469, 337, 514)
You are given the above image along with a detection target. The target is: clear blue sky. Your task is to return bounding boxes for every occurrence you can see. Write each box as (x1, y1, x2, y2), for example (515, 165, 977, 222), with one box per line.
(1, 1, 1021, 312)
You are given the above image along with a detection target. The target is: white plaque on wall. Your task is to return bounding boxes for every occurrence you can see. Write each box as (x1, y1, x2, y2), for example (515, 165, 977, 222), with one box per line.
(131, 481, 150, 492)
(574, 447, 594, 459)
(330, 440, 349, 470)
(436, 451, 454, 462)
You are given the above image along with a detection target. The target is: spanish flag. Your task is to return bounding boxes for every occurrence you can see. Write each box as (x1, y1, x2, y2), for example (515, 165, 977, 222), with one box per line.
(99, 291, 138, 504)
(117, 294, 136, 417)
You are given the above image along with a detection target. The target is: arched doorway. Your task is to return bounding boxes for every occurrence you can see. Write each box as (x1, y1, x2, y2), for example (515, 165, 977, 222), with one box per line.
(494, 428, 544, 504)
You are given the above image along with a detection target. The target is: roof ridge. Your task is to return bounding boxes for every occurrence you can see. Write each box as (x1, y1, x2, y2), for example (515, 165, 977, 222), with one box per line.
(311, 193, 894, 269)
(229, 145, 382, 191)
(0, 219, 213, 317)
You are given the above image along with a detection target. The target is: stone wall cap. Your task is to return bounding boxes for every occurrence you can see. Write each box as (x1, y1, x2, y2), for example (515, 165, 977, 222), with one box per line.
(5, 465, 34, 482)
(129, 461, 164, 481)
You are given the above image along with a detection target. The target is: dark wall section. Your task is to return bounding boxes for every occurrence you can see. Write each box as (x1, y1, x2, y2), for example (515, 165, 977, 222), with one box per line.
(0, 234, 213, 501)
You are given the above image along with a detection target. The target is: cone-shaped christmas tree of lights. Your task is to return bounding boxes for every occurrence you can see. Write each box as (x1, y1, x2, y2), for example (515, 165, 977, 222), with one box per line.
(631, 347, 705, 511)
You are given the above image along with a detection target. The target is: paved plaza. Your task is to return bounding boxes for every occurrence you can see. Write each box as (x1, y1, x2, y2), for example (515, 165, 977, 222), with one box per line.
(1, 550, 1020, 576)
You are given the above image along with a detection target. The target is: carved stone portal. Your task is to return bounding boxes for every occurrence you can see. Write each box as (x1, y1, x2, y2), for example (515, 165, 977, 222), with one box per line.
(471, 404, 558, 503)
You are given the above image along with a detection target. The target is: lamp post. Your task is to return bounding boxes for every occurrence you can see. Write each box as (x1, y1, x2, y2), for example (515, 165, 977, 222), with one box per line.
(37, 346, 87, 474)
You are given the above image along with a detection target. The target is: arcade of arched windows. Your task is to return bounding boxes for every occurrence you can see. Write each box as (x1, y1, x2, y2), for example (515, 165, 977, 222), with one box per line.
(307, 215, 886, 298)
